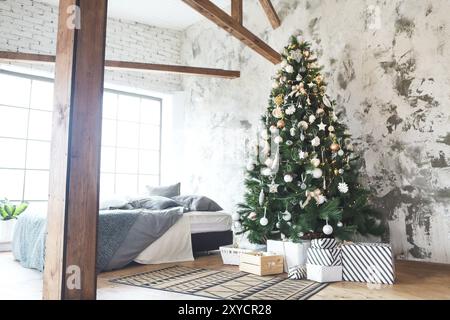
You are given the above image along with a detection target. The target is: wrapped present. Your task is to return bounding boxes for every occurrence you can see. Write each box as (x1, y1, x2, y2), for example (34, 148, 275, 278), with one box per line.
(342, 242, 395, 285)
(307, 248, 341, 266)
(307, 264, 342, 283)
(288, 265, 307, 280)
(311, 238, 338, 249)
(267, 240, 311, 272)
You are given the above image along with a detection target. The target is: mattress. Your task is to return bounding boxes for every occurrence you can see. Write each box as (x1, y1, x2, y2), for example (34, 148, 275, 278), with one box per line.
(187, 211, 233, 234)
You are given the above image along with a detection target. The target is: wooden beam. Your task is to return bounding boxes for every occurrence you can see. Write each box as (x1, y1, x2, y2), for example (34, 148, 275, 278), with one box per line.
(231, 0, 243, 24)
(258, 0, 281, 29)
(182, 0, 281, 64)
(43, 0, 108, 300)
(0, 51, 240, 79)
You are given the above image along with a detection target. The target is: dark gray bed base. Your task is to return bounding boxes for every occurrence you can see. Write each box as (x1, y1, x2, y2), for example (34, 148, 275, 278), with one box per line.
(191, 230, 233, 253)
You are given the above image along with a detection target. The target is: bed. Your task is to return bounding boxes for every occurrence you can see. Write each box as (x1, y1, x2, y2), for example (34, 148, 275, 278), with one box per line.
(12, 206, 233, 273)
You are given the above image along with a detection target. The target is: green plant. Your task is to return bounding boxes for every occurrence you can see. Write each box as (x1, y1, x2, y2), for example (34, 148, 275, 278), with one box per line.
(0, 199, 28, 221)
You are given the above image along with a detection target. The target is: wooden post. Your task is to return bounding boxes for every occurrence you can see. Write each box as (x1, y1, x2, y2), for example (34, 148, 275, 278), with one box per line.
(231, 0, 243, 25)
(43, 0, 108, 300)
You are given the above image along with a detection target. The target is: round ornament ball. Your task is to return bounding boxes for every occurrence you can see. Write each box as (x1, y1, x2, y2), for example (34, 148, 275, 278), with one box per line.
(260, 217, 269, 226)
(270, 125, 279, 134)
(274, 136, 283, 144)
(286, 140, 293, 146)
(276, 222, 281, 229)
(272, 107, 284, 119)
(277, 119, 286, 129)
(337, 221, 343, 228)
(284, 174, 294, 183)
(309, 115, 316, 124)
(330, 143, 341, 152)
(248, 212, 257, 221)
(311, 158, 321, 167)
(316, 108, 325, 115)
(283, 211, 292, 221)
(311, 136, 321, 147)
(337, 149, 345, 157)
(298, 121, 309, 130)
(312, 168, 323, 179)
(323, 224, 333, 235)
(246, 161, 255, 171)
(328, 125, 335, 132)
(232, 212, 241, 221)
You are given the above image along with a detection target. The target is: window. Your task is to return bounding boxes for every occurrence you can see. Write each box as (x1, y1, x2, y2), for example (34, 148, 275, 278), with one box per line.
(0, 71, 162, 206)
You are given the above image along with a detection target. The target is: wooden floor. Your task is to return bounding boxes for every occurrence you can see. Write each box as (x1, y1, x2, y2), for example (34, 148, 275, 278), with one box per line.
(1, 252, 449, 300)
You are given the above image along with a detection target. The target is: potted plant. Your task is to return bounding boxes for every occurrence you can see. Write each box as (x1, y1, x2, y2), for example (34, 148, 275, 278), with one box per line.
(0, 199, 28, 251)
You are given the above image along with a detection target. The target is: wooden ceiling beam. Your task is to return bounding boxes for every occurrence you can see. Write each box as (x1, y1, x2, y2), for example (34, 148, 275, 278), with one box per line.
(258, 0, 281, 29)
(231, 0, 243, 25)
(182, 0, 281, 64)
(0, 51, 240, 79)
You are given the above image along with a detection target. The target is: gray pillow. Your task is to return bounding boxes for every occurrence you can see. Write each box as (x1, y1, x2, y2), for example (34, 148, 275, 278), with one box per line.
(173, 195, 223, 212)
(146, 183, 181, 198)
(131, 196, 179, 210)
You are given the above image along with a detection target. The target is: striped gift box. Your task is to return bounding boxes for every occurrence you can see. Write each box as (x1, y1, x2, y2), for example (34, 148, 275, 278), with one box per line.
(342, 243, 395, 285)
(307, 248, 341, 266)
(311, 238, 338, 249)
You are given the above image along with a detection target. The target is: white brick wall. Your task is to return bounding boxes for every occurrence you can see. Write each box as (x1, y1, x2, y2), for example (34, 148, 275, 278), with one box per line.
(0, 0, 183, 92)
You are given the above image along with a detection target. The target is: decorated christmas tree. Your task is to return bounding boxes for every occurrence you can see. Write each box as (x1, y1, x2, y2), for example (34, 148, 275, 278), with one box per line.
(236, 34, 384, 244)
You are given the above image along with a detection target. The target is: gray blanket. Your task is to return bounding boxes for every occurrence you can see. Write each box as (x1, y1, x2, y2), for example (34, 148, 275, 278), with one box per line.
(12, 207, 185, 273)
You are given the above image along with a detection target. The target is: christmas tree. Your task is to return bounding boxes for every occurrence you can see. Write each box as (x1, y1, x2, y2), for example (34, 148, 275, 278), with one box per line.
(237, 34, 384, 244)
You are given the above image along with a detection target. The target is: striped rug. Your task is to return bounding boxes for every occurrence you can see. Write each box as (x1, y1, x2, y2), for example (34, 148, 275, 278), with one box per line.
(111, 265, 327, 300)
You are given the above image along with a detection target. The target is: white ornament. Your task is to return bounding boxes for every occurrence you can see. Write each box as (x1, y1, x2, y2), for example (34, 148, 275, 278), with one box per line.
(328, 125, 335, 132)
(232, 213, 241, 221)
(265, 158, 274, 167)
(286, 140, 293, 146)
(337, 221, 343, 228)
(299, 150, 308, 160)
(338, 149, 345, 157)
(338, 182, 349, 194)
(262, 167, 272, 176)
(323, 96, 332, 108)
(285, 65, 294, 73)
(281, 233, 286, 240)
(259, 189, 265, 206)
(261, 130, 270, 140)
(272, 81, 279, 89)
(323, 224, 333, 235)
(298, 121, 309, 130)
(290, 128, 296, 137)
(298, 232, 305, 237)
(309, 115, 316, 124)
(316, 195, 327, 205)
(311, 158, 321, 167)
(260, 217, 269, 226)
(276, 222, 281, 229)
(286, 105, 296, 115)
(274, 136, 283, 144)
(246, 161, 255, 171)
(269, 181, 279, 193)
(284, 174, 294, 183)
(270, 125, 279, 134)
(272, 107, 283, 119)
(296, 74, 303, 81)
(311, 136, 321, 147)
(318, 121, 327, 131)
(248, 212, 257, 220)
(312, 168, 323, 179)
(282, 210, 292, 221)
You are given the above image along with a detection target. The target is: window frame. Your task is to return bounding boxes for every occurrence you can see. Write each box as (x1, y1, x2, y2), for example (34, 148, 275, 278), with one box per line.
(0, 69, 163, 201)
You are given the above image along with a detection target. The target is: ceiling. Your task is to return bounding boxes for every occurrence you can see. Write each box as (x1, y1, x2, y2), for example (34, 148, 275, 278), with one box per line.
(38, 0, 230, 30)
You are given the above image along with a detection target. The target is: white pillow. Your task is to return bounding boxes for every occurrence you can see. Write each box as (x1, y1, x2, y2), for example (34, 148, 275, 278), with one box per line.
(99, 194, 129, 210)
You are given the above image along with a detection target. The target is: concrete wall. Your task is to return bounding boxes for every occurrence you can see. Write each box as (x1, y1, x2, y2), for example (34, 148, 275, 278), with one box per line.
(181, 0, 450, 263)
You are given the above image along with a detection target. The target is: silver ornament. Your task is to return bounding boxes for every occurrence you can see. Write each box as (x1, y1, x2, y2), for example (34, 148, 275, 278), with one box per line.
(260, 217, 269, 226)
(290, 128, 296, 137)
(284, 174, 294, 183)
(323, 224, 333, 235)
(338, 149, 344, 157)
(283, 210, 292, 221)
(337, 221, 343, 228)
(259, 189, 265, 206)
(286, 140, 293, 146)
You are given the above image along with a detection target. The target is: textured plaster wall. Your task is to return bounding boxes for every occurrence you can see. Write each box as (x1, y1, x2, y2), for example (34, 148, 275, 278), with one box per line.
(181, 0, 450, 263)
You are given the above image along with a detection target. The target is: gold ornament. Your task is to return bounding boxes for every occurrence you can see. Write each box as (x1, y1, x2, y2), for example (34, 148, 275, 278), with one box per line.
(334, 169, 339, 175)
(277, 119, 286, 129)
(274, 94, 284, 107)
(330, 143, 341, 152)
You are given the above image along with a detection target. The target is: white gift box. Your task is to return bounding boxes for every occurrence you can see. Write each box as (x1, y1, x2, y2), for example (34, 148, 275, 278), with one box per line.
(306, 264, 343, 283)
(267, 240, 311, 272)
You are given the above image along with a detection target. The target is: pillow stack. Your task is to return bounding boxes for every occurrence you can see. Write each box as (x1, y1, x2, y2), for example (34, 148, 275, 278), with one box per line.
(306, 238, 342, 283)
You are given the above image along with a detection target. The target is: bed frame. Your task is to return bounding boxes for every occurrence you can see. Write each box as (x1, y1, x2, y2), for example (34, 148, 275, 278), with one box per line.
(191, 231, 233, 253)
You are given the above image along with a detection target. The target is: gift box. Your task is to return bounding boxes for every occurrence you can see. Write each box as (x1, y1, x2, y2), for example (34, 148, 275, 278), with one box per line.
(267, 240, 311, 272)
(288, 265, 307, 280)
(342, 242, 395, 285)
(311, 238, 338, 249)
(306, 264, 342, 283)
(239, 252, 284, 276)
(307, 248, 341, 266)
